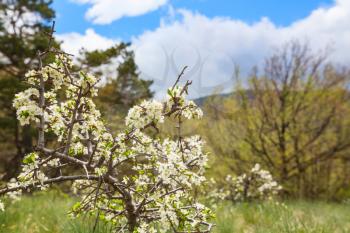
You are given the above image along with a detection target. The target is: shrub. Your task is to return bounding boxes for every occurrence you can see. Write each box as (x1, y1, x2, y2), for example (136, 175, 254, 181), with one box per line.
(0, 47, 213, 232)
(208, 164, 281, 203)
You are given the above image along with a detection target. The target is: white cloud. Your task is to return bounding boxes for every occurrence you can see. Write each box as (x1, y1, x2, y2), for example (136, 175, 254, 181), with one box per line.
(56, 29, 122, 84)
(56, 28, 118, 55)
(58, 0, 350, 98)
(72, 0, 168, 24)
(131, 0, 350, 98)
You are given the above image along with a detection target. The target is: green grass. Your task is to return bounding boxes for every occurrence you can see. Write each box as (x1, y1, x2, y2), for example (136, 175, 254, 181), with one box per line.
(0, 191, 112, 233)
(1, 192, 349, 233)
(215, 201, 350, 233)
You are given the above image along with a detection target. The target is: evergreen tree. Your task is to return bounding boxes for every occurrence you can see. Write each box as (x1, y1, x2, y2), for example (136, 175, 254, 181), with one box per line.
(78, 43, 154, 130)
(0, 0, 58, 179)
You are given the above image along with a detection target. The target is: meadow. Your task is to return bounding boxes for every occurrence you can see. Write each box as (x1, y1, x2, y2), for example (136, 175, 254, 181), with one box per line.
(1, 191, 349, 233)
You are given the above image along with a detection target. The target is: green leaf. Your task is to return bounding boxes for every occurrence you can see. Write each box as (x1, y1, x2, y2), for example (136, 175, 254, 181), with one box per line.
(23, 153, 37, 164)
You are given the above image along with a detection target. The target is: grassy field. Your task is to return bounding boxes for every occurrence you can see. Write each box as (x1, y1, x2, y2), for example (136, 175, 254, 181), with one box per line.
(0, 192, 349, 233)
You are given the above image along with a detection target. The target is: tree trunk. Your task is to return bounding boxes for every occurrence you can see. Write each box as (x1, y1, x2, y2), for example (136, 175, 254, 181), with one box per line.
(4, 124, 33, 180)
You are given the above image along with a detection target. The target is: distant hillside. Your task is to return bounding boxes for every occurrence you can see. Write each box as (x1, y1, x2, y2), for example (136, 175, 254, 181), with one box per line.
(193, 93, 231, 106)
(193, 90, 254, 106)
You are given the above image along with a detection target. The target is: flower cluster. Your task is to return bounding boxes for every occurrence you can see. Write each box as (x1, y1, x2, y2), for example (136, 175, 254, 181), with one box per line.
(205, 178, 230, 206)
(228, 164, 282, 201)
(18, 152, 49, 190)
(13, 88, 41, 125)
(0, 52, 213, 232)
(207, 164, 282, 203)
(166, 85, 203, 120)
(125, 85, 203, 130)
(125, 100, 164, 129)
(0, 200, 4, 212)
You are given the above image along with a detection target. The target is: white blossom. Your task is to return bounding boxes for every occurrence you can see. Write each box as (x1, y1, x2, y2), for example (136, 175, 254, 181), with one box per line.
(0, 200, 4, 212)
(13, 88, 41, 125)
(207, 164, 282, 203)
(125, 99, 164, 129)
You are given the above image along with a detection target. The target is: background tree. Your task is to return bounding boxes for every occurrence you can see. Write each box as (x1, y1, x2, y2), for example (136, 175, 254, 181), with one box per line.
(201, 42, 350, 199)
(0, 0, 58, 179)
(78, 44, 153, 131)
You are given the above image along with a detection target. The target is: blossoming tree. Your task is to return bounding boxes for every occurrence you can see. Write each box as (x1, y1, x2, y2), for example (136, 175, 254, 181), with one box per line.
(207, 164, 282, 203)
(225, 164, 282, 202)
(0, 39, 213, 232)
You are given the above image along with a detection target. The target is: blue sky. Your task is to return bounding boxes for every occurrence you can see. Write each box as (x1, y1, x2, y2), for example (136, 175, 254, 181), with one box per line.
(54, 0, 350, 98)
(53, 0, 333, 41)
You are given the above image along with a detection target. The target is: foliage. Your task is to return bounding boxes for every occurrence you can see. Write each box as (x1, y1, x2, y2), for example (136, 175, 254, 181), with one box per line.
(0, 44, 213, 232)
